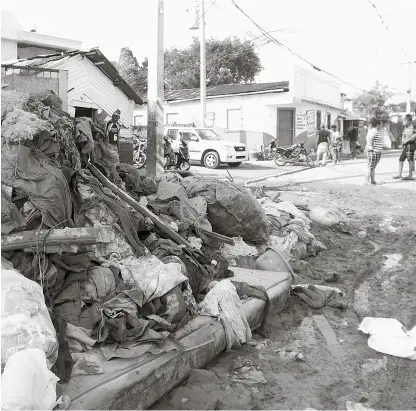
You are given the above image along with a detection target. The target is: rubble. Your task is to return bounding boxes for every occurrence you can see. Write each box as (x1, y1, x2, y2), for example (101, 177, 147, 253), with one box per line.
(0, 88, 327, 407)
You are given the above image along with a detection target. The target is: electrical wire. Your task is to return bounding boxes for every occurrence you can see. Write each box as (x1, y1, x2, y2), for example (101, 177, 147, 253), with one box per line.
(193, 0, 217, 26)
(228, 0, 369, 93)
(367, 0, 389, 29)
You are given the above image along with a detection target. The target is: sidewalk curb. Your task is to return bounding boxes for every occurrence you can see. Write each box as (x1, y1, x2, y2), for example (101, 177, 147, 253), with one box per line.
(245, 167, 312, 185)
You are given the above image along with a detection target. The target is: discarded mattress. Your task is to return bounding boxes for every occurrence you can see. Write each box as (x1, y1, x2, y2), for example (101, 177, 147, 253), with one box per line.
(64, 268, 292, 410)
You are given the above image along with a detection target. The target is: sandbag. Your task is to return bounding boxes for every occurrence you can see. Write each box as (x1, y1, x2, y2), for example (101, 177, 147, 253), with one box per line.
(1, 267, 58, 370)
(181, 177, 269, 243)
(309, 207, 345, 227)
(1, 108, 53, 143)
(1, 89, 29, 122)
(1, 348, 59, 410)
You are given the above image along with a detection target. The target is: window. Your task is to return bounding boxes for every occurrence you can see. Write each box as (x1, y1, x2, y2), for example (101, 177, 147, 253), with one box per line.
(226, 108, 243, 132)
(316, 111, 322, 129)
(166, 113, 179, 124)
(166, 128, 179, 140)
(196, 129, 223, 141)
(327, 114, 331, 129)
(134, 115, 144, 126)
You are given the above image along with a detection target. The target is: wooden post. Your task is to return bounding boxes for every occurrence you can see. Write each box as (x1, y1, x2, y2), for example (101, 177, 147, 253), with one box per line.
(199, 0, 206, 127)
(147, 0, 165, 176)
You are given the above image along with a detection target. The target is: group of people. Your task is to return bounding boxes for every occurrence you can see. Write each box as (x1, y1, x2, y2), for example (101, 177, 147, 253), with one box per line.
(315, 124, 347, 167)
(363, 114, 415, 185)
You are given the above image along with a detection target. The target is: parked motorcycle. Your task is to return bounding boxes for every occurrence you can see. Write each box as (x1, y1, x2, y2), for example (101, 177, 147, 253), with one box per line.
(273, 142, 314, 167)
(133, 137, 147, 169)
(164, 136, 190, 171)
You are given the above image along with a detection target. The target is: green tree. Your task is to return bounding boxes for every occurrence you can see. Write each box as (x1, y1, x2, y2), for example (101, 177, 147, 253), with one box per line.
(164, 37, 262, 90)
(117, 48, 148, 95)
(117, 37, 262, 94)
(353, 81, 393, 119)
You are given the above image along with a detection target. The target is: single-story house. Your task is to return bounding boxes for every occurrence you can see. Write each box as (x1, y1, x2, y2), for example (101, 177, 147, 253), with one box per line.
(134, 65, 346, 151)
(4, 48, 143, 126)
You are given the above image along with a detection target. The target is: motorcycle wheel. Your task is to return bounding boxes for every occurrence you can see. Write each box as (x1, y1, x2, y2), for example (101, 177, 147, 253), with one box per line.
(274, 153, 286, 166)
(134, 152, 146, 169)
(179, 161, 191, 171)
(305, 154, 315, 168)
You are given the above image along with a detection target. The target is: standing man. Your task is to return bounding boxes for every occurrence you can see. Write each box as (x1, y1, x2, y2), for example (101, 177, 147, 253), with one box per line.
(348, 126, 358, 160)
(364, 118, 383, 185)
(106, 109, 122, 160)
(331, 125, 344, 164)
(315, 125, 331, 166)
(393, 114, 416, 180)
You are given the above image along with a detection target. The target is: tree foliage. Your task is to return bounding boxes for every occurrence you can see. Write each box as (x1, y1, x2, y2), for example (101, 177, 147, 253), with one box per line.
(352, 81, 393, 118)
(117, 47, 148, 95)
(116, 37, 262, 95)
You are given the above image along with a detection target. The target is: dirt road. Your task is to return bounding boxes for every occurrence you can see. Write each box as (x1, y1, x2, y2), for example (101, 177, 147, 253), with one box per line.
(152, 182, 415, 410)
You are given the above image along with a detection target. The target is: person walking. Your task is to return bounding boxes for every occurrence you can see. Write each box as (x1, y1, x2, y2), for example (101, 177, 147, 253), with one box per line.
(105, 109, 122, 160)
(364, 117, 383, 185)
(393, 114, 416, 180)
(315, 125, 331, 166)
(348, 126, 358, 160)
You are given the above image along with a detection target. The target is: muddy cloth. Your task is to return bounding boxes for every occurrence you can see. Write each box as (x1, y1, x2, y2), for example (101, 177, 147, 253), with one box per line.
(291, 284, 347, 310)
(144, 232, 184, 259)
(85, 178, 146, 255)
(80, 266, 116, 303)
(1, 187, 25, 234)
(1, 145, 74, 228)
(117, 163, 158, 197)
(30, 90, 62, 110)
(92, 139, 120, 183)
(75, 117, 94, 155)
(180, 177, 269, 243)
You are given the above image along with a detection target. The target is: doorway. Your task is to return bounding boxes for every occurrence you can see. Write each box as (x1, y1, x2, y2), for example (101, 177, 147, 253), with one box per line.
(277, 108, 295, 146)
(75, 107, 97, 120)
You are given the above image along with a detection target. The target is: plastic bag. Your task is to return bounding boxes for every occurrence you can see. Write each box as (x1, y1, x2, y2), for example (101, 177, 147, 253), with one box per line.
(1, 267, 58, 370)
(199, 279, 252, 350)
(181, 177, 269, 243)
(309, 207, 345, 227)
(1, 348, 59, 410)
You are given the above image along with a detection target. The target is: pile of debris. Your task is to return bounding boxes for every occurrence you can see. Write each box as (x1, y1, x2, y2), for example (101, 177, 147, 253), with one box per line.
(0, 88, 327, 409)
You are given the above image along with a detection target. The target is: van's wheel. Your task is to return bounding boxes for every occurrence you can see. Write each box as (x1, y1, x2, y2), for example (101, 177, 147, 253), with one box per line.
(227, 162, 242, 167)
(203, 151, 220, 169)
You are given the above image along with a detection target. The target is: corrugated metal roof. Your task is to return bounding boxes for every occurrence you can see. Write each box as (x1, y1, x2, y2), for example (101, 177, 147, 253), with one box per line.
(3, 49, 143, 105)
(160, 81, 289, 103)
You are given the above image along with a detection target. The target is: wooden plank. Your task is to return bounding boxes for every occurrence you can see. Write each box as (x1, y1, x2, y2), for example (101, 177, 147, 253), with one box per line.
(199, 228, 235, 245)
(1, 226, 115, 251)
(88, 164, 193, 248)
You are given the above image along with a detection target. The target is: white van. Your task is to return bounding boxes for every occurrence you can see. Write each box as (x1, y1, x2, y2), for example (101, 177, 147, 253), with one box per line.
(164, 125, 248, 169)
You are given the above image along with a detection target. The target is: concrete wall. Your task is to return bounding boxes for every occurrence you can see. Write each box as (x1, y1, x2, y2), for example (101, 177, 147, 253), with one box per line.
(134, 91, 293, 150)
(1, 39, 17, 62)
(1, 69, 68, 111)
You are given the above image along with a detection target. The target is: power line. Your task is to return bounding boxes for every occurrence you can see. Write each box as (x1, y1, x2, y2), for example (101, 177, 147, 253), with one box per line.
(228, 0, 367, 93)
(367, 0, 389, 29)
(193, 0, 216, 26)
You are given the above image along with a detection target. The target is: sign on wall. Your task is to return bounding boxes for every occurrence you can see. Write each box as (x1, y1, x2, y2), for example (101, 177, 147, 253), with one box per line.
(296, 112, 307, 132)
(306, 109, 316, 137)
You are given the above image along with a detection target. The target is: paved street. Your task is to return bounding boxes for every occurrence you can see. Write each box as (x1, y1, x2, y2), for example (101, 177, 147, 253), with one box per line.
(191, 153, 416, 191)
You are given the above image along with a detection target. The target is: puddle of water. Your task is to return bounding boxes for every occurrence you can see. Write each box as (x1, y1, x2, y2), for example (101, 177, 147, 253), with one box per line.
(383, 254, 403, 270)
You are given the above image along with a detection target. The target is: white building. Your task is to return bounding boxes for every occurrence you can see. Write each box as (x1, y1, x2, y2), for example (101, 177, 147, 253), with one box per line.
(1, 11, 81, 62)
(7, 49, 143, 126)
(134, 65, 346, 151)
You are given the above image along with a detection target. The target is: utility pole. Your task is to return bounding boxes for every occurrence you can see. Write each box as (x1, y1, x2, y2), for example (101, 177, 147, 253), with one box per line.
(199, 0, 206, 127)
(147, 0, 165, 176)
(400, 61, 416, 114)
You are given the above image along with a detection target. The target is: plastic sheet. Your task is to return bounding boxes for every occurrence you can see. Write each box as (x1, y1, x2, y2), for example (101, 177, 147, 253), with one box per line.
(1, 266, 58, 370)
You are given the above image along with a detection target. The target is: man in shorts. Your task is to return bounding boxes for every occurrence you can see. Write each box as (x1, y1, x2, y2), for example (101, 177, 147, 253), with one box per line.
(393, 114, 415, 180)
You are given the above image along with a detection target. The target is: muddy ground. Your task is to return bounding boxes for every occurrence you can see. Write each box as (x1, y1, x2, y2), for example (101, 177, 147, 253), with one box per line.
(152, 182, 416, 410)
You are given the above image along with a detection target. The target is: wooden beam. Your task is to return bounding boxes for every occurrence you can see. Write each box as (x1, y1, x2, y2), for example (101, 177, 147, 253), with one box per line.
(1, 226, 115, 252)
(88, 164, 192, 248)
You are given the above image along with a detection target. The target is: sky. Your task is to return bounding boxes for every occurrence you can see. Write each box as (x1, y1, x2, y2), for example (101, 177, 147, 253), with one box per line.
(2, 0, 416, 100)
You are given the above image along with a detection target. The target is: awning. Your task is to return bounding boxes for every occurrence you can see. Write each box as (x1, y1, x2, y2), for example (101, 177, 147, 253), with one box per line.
(345, 113, 366, 121)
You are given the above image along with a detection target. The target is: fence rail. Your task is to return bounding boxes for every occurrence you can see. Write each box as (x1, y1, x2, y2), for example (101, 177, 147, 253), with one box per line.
(1, 64, 60, 78)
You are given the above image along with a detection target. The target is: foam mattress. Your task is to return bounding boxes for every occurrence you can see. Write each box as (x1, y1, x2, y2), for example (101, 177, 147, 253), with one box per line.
(65, 268, 292, 410)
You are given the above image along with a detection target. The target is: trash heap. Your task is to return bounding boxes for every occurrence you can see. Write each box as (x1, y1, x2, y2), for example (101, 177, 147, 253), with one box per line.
(1, 88, 327, 408)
